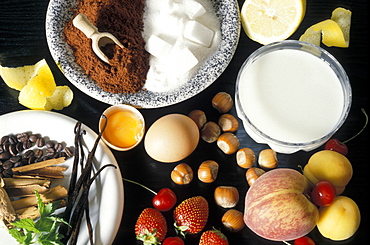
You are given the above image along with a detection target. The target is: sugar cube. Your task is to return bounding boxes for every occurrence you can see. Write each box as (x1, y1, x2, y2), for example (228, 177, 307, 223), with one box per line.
(145, 35, 173, 59)
(184, 0, 206, 19)
(183, 20, 214, 47)
(167, 45, 198, 77)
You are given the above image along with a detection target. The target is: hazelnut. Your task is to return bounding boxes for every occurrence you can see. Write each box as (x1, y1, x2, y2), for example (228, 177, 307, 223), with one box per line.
(236, 148, 255, 169)
(258, 149, 278, 169)
(201, 121, 221, 143)
(218, 114, 239, 132)
(212, 92, 233, 113)
(188, 109, 207, 129)
(222, 209, 245, 232)
(171, 163, 193, 185)
(246, 167, 265, 186)
(198, 160, 219, 183)
(214, 186, 239, 208)
(217, 132, 240, 154)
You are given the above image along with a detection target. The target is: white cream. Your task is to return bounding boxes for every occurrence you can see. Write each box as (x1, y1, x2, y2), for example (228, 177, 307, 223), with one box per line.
(238, 49, 344, 144)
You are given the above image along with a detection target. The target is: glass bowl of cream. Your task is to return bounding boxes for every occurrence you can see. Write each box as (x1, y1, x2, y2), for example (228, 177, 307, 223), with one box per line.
(235, 40, 351, 154)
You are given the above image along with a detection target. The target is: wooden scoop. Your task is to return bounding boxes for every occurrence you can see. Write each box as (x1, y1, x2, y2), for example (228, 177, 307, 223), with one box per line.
(72, 13, 123, 64)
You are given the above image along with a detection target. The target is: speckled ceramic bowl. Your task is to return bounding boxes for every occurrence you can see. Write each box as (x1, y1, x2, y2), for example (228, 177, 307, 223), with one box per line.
(46, 0, 240, 108)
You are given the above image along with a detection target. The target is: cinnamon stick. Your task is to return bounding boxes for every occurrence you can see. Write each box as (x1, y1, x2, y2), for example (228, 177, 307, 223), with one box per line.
(11, 185, 68, 210)
(3, 178, 51, 188)
(13, 166, 67, 179)
(12, 157, 66, 173)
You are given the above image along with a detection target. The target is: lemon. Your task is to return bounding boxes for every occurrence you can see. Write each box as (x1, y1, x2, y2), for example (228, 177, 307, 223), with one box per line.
(241, 0, 306, 45)
(330, 7, 351, 47)
(299, 7, 351, 48)
(0, 59, 46, 91)
(46, 86, 74, 110)
(18, 84, 50, 110)
(1, 58, 74, 110)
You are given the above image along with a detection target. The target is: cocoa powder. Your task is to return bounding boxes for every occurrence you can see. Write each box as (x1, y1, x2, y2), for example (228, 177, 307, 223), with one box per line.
(64, 0, 149, 93)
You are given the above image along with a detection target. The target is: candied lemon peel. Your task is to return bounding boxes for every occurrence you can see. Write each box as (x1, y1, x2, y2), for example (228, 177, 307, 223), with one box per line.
(241, 0, 306, 45)
(0, 59, 73, 110)
(299, 7, 351, 48)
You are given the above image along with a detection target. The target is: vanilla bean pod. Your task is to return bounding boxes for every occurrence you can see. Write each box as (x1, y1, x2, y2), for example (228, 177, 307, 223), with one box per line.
(67, 164, 117, 245)
(60, 122, 84, 236)
(61, 119, 109, 244)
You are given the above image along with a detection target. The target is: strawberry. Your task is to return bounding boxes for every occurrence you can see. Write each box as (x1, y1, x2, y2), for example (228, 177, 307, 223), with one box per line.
(135, 208, 167, 245)
(173, 196, 209, 235)
(199, 229, 229, 245)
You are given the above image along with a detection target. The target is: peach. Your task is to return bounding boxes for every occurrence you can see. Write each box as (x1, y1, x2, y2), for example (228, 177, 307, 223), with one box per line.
(317, 196, 360, 241)
(303, 150, 352, 194)
(244, 168, 319, 241)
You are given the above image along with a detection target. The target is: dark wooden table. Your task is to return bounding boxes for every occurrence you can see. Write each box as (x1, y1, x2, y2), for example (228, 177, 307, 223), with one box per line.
(1, 0, 368, 244)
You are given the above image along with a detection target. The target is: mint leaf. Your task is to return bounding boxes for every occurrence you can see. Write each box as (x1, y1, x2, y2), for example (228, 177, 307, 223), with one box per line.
(38, 231, 65, 245)
(8, 228, 33, 245)
(35, 217, 54, 233)
(8, 190, 70, 245)
(8, 228, 26, 243)
(44, 201, 60, 216)
(11, 218, 40, 233)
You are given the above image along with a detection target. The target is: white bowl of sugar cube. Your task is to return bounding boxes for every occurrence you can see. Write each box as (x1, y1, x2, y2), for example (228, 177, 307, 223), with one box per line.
(46, 0, 240, 108)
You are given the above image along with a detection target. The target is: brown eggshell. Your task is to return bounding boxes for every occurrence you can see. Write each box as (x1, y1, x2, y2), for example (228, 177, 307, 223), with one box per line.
(144, 114, 199, 163)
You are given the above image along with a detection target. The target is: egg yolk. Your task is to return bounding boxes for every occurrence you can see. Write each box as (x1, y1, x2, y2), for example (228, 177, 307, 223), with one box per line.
(103, 111, 143, 148)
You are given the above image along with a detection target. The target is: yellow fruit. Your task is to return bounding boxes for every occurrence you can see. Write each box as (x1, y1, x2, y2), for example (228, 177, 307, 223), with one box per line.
(241, 0, 306, 45)
(303, 150, 352, 195)
(300, 19, 347, 47)
(299, 7, 351, 47)
(26, 63, 56, 98)
(18, 85, 50, 110)
(46, 86, 74, 110)
(331, 7, 351, 46)
(317, 196, 360, 241)
(0, 59, 46, 91)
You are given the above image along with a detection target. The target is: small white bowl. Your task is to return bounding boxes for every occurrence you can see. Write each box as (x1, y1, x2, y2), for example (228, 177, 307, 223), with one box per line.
(235, 40, 351, 154)
(99, 105, 145, 151)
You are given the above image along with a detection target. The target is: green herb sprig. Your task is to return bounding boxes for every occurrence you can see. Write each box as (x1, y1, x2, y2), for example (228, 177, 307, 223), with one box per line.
(8, 190, 70, 245)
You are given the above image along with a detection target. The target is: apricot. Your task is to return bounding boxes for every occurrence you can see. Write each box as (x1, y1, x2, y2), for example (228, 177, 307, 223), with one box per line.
(303, 150, 352, 194)
(317, 196, 360, 241)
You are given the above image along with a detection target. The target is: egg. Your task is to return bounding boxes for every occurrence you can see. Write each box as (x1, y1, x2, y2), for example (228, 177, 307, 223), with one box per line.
(144, 114, 199, 162)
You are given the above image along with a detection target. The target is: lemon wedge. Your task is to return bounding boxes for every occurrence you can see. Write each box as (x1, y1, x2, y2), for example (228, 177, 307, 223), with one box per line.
(299, 7, 351, 48)
(0, 59, 46, 91)
(241, 0, 306, 45)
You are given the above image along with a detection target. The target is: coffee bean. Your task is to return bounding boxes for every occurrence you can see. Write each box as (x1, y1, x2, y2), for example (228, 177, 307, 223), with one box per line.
(8, 136, 18, 144)
(46, 141, 55, 148)
(3, 161, 13, 170)
(29, 134, 39, 143)
(36, 137, 45, 147)
(9, 144, 19, 156)
(10, 155, 22, 163)
(17, 133, 29, 143)
(24, 150, 35, 158)
(0, 152, 11, 160)
(23, 141, 32, 150)
(54, 142, 63, 152)
(46, 147, 55, 156)
(1, 136, 9, 145)
(64, 147, 74, 158)
(35, 149, 43, 158)
(16, 142, 23, 153)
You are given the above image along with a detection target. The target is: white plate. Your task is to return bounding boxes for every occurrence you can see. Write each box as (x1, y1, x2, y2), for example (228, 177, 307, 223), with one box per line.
(0, 110, 124, 245)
